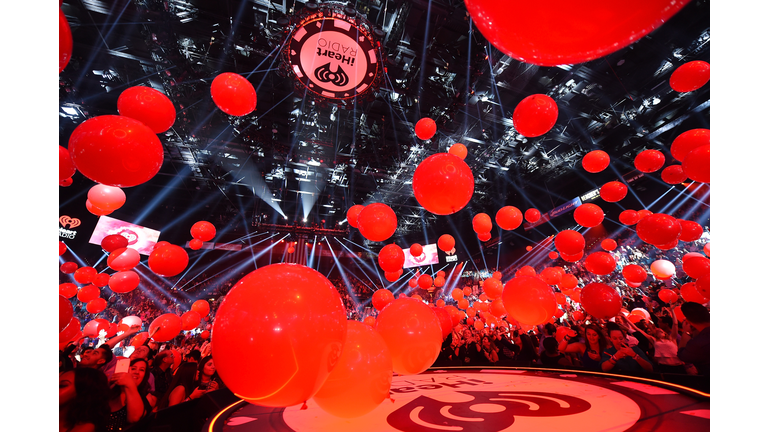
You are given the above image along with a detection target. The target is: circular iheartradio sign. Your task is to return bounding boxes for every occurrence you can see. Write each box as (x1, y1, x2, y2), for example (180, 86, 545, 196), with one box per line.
(287, 15, 380, 100)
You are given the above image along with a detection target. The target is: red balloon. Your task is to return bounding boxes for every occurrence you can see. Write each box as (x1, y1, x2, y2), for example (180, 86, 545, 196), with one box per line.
(496, 206, 523, 230)
(671, 129, 709, 162)
(191, 299, 210, 317)
(200, 330, 210, 340)
(619, 210, 640, 225)
(571, 310, 585, 322)
(93, 273, 110, 288)
(584, 252, 616, 275)
(695, 274, 710, 301)
(636, 213, 682, 246)
(384, 270, 401, 283)
(483, 277, 504, 300)
(661, 165, 687, 184)
(181, 310, 202, 331)
(683, 256, 710, 279)
(189, 239, 203, 250)
(129, 332, 150, 347)
(449, 143, 467, 160)
(634, 149, 666, 173)
(60, 177, 74, 187)
(101, 234, 129, 253)
(472, 213, 493, 234)
(560, 250, 584, 263)
(451, 288, 464, 302)
(637, 209, 653, 220)
(512, 94, 558, 137)
(60, 317, 81, 343)
(86, 298, 107, 314)
(149, 313, 183, 342)
(524, 208, 541, 223)
(502, 276, 556, 326)
(59, 9, 72, 73)
(600, 181, 628, 203)
(478, 232, 491, 242)
(83, 319, 110, 338)
(74, 267, 97, 284)
(555, 230, 585, 255)
(60, 262, 78, 274)
(463, 286, 472, 296)
(148, 244, 189, 277)
(107, 247, 140, 271)
(212, 264, 347, 407)
(414, 118, 437, 140)
(601, 238, 617, 251)
(210, 72, 257, 116)
(60, 283, 78, 298)
(433, 276, 446, 287)
(408, 278, 418, 288)
(287, 246, 295, 254)
(418, 274, 433, 289)
(463, 0, 689, 66)
(669, 61, 710, 92)
(412, 153, 475, 215)
(357, 203, 398, 242)
(580, 283, 621, 319)
(681, 282, 707, 304)
(108, 270, 140, 293)
(540, 267, 563, 286)
(437, 234, 455, 252)
(117, 86, 176, 133)
(77, 285, 100, 303)
(60, 295, 74, 332)
(582, 150, 610, 173)
(548, 251, 559, 260)
(679, 220, 704, 242)
(559, 274, 578, 290)
(190, 221, 216, 241)
(457, 298, 470, 310)
(431, 307, 453, 340)
(490, 299, 507, 317)
(376, 298, 442, 375)
(658, 289, 679, 304)
(655, 240, 678, 251)
(515, 266, 536, 278)
(410, 243, 423, 257)
(378, 244, 405, 272)
(573, 203, 604, 227)
(703, 242, 710, 256)
(682, 144, 710, 183)
(60, 145, 76, 182)
(372, 289, 395, 311)
(439, 271, 447, 278)
(346, 205, 365, 228)
(68, 115, 164, 187)
(86, 199, 112, 216)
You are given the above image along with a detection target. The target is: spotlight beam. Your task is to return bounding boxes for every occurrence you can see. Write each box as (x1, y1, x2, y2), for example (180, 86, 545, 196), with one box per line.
(324, 237, 362, 308)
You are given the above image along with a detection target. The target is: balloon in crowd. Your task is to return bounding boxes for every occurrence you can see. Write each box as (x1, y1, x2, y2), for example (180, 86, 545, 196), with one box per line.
(412, 153, 475, 215)
(502, 276, 556, 326)
(580, 282, 621, 319)
(191, 300, 210, 317)
(375, 298, 442, 375)
(148, 244, 189, 277)
(149, 313, 183, 342)
(357, 203, 398, 242)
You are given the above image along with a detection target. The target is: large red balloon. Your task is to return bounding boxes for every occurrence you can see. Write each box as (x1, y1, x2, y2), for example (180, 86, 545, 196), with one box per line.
(448, 143, 467, 160)
(68, 115, 164, 188)
(502, 276, 556, 326)
(580, 283, 621, 319)
(346, 205, 364, 228)
(661, 165, 687, 184)
(554, 230, 585, 255)
(431, 307, 453, 340)
(60, 262, 78, 274)
(412, 153, 474, 215)
(463, 0, 690, 66)
(59, 9, 72, 73)
(107, 247, 140, 271)
(683, 256, 710, 279)
(600, 181, 628, 203)
(524, 208, 541, 223)
(619, 210, 639, 225)
(108, 270, 140, 293)
(74, 267, 97, 284)
(409, 243, 423, 257)
(149, 314, 183, 342)
(496, 206, 523, 230)
(60, 283, 78, 298)
(437, 234, 455, 252)
(378, 244, 405, 272)
(181, 310, 202, 331)
(212, 264, 347, 407)
(682, 144, 710, 183)
(540, 267, 564, 286)
(88, 184, 126, 212)
(148, 244, 189, 277)
(191, 299, 210, 317)
(384, 270, 402, 283)
(83, 319, 110, 338)
(357, 203, 398, 242)
(418, 274, 433, 289)
(472, 213, 493, 234)
(679, 220, 704, 242)
(636, 213, 682, 246)
(375, 298, 442, 375)
(101, 234, 129, 253)
(414, 118, 437, 140)
(681, 281, 707, 304)
(573, 203, 604, 227)
(210, 73, 257, 116)
(622, 264, 648, 284)
(372, 289, 395, 311)
(483, 277, 504, 300)
(60, 146, 76, 182)
(634, 149, 665, 173)
(312, 321, 393, 418)
(86, 298, 107, 314)
(584, 252, 616, 275)
(60, 295, 74, 332)
(582, 150, 610, 173)
(190, 221, 216, 242)
(671, 129, 709, 162)
(512, 94, 558, 137)
(669, 61, 710, 92)
(117, 86, 177, 134)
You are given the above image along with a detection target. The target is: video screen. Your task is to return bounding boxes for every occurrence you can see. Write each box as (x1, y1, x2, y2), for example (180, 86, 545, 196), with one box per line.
(88, 215, 161, 256)
(402, 243, 439, 268)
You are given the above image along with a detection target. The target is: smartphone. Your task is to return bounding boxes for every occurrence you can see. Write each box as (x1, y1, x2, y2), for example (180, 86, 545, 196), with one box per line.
(115, 358, 131, 374)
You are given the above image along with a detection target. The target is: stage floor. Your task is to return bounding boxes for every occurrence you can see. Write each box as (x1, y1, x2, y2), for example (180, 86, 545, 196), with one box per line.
(206, 368, 710, 432)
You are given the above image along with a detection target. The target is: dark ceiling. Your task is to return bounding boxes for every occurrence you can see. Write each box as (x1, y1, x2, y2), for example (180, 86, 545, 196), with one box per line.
(59, 0, 710, 260)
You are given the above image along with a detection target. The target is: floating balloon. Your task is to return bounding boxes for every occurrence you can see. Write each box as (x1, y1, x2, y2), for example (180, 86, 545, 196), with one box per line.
(91, 273, 109, 288)
(191, 299, 210, 317)
(378, 244, 405, 272)
(472, 213, 493, 234)
(60, 317, 81, 344)
(478, 232, 491, 242)
(580, 283, 621, 319)
(695, 274, 710, 301)
(540, 267, 563, 286)
(60, 262, 78, 274)
(658, 289, 679, 304)
(495, 206, 523, 230)
(148, 244, 189, 277)
(560, 250, 584, 263)
(117, 86, 176, 133)
(384, 270, 401, 283)
(483, 277, 504, 300)
(408, 278, 418, 288)
(437, 234, 455, 252)
(512, 94, 558, 137)
(669, 60, 710, 92)
(573, 203, 604, 227)
(650, 259, 676, 280)
(431, 307, 453, 340)
(59, 8, 73, 72)
(463, 0, 690, 66)
(199, 330, 210, 340)
(101, 234, 129, 253)
(60, 145, 76, 182)
(107, 247, 140, 271)
(372, 289, 395, 311)
(286, 246, 295, 254)
(683, 256, 710, 279)
(86, 200, 112, 216)
(559, 274, 578, 290)
(210, 72, 257, 116)
(83, 319, 110, 338)
(451, 288, 464, 302)
(492, 271, 502, 280)
(619, 210, 639, 225)
(375, 298, 442, 375)
(490, 299, 507, 317)
(516, 266, 536, 278)
(584, 252, 616, 275)
(409, 243, 423, 257)
(622, 264, 648, 284)
(457, 298, 470, 310)
(637, 209, 653, 220)
(600, 181, 628, 203)
(582, 150, 610, 173)
(548, 251, 559, 260)
(682, 144, 709, 183)
(149, 313, 183, 342)
(414, 117, 437, 140)
(448, 143, 467, 160)
(443, 305, 464, 327)
(418, 274, 433, 290)
(68, 115, 164, 188)
(601, 238, 617, 251)
(671, 129, 709, 162)
(181, 311, 202, 331)
(524, 208, 541, 223)
(634, 149, 666, 173)
(86, 298, 107, 314)
(637, 213, 681, 246)
(108, 270, 140, 293)
(678, 220, 704, 242)
(74, 267, 97, 284)
(357, 203, 398, 242)
(555, 293, 567, 306)
(60, 295, 74, 332)
(60, 177, 74, 187)
(346, 205, 364, 229)
(554, 230, 585, 255)
(189, 239, 203, 250)
(412, 153, 474, 215)
(502, 276, 556, 326)
(661, 165, 687, 184)
(60, 283, 78, 299)
(190, 221, 216, 242)
(703, 242, 710, 257)
(681, 282, 707, 304)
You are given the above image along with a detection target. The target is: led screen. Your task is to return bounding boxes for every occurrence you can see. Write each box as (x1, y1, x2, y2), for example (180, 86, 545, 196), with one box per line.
(402, 243, 439, 268)
(88, 215, 161, 256)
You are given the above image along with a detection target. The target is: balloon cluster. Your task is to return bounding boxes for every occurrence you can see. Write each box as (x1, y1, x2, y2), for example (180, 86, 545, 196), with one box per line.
(189, 221, 216, 250)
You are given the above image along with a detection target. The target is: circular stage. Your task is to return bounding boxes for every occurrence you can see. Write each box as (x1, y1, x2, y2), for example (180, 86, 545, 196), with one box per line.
(205, 368, 709, 432)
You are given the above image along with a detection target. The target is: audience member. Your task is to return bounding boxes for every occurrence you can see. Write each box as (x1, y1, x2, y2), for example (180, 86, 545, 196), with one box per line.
(59, 368, 111, 432)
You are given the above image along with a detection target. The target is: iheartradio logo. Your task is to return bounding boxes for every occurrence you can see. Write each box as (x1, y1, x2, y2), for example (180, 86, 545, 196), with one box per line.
(59, 215, 81, 229)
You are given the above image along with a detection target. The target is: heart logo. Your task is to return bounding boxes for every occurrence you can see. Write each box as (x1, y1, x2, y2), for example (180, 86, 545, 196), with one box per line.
(59, 215, 81, 229)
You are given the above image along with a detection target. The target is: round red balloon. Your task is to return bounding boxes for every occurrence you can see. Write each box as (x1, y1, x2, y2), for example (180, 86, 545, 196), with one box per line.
(60, 317, 81, 343)
(190, 221, 216, 242)
(83, 319, 110, 338)
(431, 307, 453, 340)
(74, 267, 97, 284)
(60, 283, 78, 298)
(683, 256, 710, 279)
(636, 213, 681, 246)
(512, 94, 558, 137)
(496, 206, 523, 230)
(384, 270, 401, 283)
(107, 247, 140, 271)
(86, 298, 107, 314)
(77, 285, 100, 303)
(93, 273, 110, 287)
(549, 251, 559, 260)
(669, 61, 710, 92)
(540, 267, 563, 286)
(559, 274, 578, 290)
(211, 72, 257, 116)
(60, 177, 74, 187)
(524, 208, 541, 223)
(149, 244, 189, 277)
(622, 264, 647, 284)
(671, 129, 709, 162)
(472, 213, 492, 234)
(346, 205, 364, 228)
(501, 276, 556, 326)
(357, 203, 398, 242)
(478, 232, 491, 242)
(584, 252, 616, 275)
(181, 310, 202, 331)
(637, 209, 653, 220)
(679, 220, 704, 242)
(376, 298, 442, 375)
(483, 278, 504, 300)
(60, 262, 78, 274)
(200, 330, 210, 340)
(412, 153, 474, 215)
(634, 149, 666, 173)
(582, 150, 610, 173)
(149, 313, 183, 342)
(60, 295, 74, 332)
(410, 243, 423, 257)
(192, 299, 210, 317)
(418, 274, 433, 290)
(681, 282, 707, 304)
(372, 289, 395, 311)
(60, 145, 76, 182)
(437, 234, 455, 252)
(59, 9, 72, 73)
(560, 250, 584, 263)
(695, 274, 710, 301)
(600, 181, 628, 203)
(117, 86, 176, 134)
(661, 165, 687, 184)
(378, 244, 405, 272)
(573, 203, 604, 227)
(68, 115, 164, 188)
(580, 283, 621, 319)
(189, 238, 203, 250)
(619, 210, 639, 225)
(554, 230, 585, 255)
(682, 144, 709, 183)
(448, 143, 467, 160)
(101, 234, 129, 253)
(601, 238, 617, 251)
(108, 270, 140, 294)
(414, 118, 437, 140)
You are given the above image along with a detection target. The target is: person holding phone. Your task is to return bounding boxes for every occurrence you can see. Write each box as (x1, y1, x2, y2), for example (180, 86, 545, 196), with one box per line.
(601, 325, 654, 374)
(106, 358, 152, 432)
